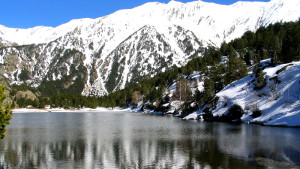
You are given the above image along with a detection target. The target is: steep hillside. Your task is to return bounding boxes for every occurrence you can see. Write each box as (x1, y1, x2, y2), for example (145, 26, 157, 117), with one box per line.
(184, 60, 300, 127)
(0, 0, 299, 96)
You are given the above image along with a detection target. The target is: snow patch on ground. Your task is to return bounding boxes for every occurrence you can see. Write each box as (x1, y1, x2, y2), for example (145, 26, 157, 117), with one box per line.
(183, 112, 199, 120)
(210, 61, 300, 127)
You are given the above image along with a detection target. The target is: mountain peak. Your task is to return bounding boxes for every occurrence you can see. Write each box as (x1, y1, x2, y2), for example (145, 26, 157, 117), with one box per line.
(168, 0, 184, 5)
(231, 0, 267, 7)
(1, 0, 299, 46)
(1, 0, 299, 96)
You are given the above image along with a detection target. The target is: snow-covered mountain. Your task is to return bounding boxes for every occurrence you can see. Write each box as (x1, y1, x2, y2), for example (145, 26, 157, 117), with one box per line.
(0, 0, 299, 95)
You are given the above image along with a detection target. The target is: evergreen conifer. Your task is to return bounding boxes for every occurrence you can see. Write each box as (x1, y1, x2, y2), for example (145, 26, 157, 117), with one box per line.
(0, 85, 12, 139)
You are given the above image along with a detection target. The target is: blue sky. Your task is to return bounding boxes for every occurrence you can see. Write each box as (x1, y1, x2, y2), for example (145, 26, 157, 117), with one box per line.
(1, 0, 270, 28)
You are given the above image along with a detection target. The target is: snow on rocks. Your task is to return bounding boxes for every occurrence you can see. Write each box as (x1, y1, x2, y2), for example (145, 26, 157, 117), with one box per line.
(210, 61, 300, 127)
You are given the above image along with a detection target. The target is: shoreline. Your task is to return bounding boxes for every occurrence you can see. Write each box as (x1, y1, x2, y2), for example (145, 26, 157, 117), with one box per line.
(12, 107, 131, 113)
(12, 108, 300, 128)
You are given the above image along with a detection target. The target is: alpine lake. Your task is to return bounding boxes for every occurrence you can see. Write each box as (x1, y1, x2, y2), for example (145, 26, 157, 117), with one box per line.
(1, 111, 300, 169)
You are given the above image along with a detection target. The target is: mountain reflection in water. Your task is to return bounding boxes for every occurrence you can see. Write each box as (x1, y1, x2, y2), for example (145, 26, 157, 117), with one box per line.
(0, 112, 299, 169)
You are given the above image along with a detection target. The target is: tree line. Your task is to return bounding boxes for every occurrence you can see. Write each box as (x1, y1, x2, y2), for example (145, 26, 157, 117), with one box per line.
(11, 21, 300, 112)
(100, 21, 300, 109)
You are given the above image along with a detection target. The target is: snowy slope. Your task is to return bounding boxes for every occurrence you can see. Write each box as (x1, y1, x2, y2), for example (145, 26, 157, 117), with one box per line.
(0, 0, 299, 96)
(184, 60, 300, 127)
(209, 60, 300, 127)
(1, 0, 299, 47)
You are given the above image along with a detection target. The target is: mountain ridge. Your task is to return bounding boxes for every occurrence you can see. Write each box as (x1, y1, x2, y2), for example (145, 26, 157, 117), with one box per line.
(0, 0, 299, 96)
(1, 0, 299, 46)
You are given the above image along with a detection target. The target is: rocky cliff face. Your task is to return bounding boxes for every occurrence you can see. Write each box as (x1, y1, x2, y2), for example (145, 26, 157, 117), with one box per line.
(0, 0, 299, 96)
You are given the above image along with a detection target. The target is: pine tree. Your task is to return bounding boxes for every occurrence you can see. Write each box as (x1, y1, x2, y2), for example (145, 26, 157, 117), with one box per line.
(254, 68, 266, 90)
(203, 78, 215, 103)
(209, 64, 226, 93)
(270, 36, 281, 64)
(0, 85, 12, 139)
(225, 56, 248, 84)
(244, 51, 252, 66)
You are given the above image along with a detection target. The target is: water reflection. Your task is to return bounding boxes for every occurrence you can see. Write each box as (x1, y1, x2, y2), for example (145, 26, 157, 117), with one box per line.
(0, 112, 299, 169)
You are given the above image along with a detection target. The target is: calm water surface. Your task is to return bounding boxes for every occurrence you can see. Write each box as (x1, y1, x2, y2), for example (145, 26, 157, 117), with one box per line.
(0, 111, 300, 169)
